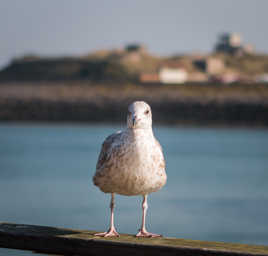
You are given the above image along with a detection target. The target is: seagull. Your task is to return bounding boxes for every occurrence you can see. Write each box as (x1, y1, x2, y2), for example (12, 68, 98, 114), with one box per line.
(93, 101, 167, 237)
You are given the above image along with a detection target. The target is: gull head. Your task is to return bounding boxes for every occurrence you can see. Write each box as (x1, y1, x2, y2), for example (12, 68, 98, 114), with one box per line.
(127, 101, 152, 129)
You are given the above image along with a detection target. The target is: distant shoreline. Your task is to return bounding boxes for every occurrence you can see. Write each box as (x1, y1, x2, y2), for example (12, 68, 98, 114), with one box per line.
(0, 82, 268, 126)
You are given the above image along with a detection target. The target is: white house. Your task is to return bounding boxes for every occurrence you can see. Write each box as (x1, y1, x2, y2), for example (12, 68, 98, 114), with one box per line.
(256, 74, 268, 83)
(159, 68, 188, 84)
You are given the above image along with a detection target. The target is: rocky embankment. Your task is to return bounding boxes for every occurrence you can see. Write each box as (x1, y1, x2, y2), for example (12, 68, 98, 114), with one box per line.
(0, 82, 268, 126)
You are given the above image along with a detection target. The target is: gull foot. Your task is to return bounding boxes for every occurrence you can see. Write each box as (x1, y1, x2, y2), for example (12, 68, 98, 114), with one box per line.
(94, 228, 120, 237)
(135, 230, 162, 238)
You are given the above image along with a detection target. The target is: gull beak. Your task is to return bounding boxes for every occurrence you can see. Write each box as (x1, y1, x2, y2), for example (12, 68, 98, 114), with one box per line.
(132, 115, 138, 126)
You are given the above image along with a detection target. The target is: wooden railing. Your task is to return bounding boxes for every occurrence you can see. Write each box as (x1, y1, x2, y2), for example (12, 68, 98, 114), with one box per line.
(0, 222, 268, 256)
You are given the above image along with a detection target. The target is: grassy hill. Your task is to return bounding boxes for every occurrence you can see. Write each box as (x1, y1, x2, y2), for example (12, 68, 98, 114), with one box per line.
(215, 53, 268, 76)
(1, 48, 268, 83)
(0, 57, 134, 82)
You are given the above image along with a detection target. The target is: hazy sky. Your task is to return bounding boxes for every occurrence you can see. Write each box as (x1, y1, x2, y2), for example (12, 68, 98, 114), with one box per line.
(0, 0, 267, 69)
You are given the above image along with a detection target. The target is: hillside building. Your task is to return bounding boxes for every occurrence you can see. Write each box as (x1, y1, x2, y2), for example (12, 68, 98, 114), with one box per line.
(215, 33, 254, 55)
(140, 67, 188, 84)
(194, 57, 224, 75)
(159, 67, 188, 84)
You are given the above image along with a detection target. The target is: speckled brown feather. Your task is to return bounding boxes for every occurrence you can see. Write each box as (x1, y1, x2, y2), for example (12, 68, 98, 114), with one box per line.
(93, 132, 124, 186)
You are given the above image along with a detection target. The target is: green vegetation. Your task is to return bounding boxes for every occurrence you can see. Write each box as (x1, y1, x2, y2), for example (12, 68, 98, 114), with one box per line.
(0, 57, 135, 82)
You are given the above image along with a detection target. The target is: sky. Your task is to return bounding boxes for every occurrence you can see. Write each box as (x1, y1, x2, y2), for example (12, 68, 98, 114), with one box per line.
(0, 0, 267, 69)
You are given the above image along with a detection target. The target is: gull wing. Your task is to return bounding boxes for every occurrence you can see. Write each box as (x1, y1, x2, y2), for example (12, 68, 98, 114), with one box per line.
(93, 131, 124, 185)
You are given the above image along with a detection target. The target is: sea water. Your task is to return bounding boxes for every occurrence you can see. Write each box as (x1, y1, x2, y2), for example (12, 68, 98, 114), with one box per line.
(0, 123, 268, 255)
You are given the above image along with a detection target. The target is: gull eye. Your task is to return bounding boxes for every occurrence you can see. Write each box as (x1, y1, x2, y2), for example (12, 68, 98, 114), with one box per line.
(144, 110, 149, 115)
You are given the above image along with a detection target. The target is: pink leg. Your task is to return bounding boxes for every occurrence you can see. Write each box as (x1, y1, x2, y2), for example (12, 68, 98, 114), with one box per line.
(136, 195, 162, 238)
(94, 193, 119, 237)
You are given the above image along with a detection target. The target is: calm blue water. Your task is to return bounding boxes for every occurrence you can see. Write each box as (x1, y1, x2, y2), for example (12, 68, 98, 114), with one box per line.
(0, 123, 268, 255)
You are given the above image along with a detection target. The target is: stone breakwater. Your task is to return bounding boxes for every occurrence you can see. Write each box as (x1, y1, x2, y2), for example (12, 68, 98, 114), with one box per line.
(0, 82, 268, 126)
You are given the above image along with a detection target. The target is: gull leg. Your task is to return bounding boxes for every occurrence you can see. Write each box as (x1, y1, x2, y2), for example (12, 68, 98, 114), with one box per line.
(136, 194, 162, 238)
(94, 193, 119, 237)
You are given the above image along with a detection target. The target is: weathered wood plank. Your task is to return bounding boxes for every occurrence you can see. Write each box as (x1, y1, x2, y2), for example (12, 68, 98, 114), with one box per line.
(0, 222, 268, 256)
